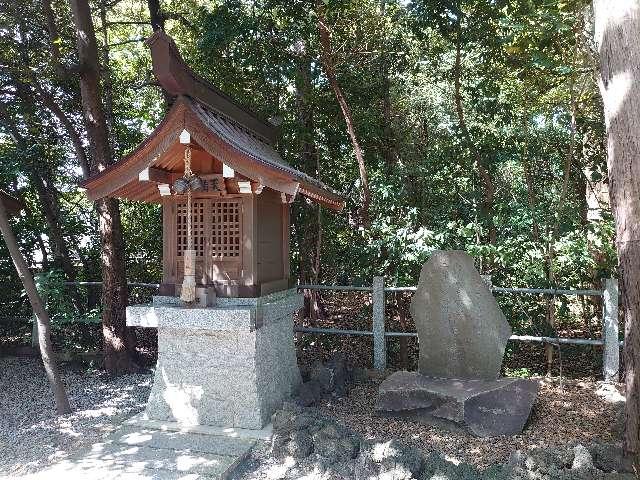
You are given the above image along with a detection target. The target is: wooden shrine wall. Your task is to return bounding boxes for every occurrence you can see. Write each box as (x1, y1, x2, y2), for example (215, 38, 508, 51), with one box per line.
(160, 187, 289, 297)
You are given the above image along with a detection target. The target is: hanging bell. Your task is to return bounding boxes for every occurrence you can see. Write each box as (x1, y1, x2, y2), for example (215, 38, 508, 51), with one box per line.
(173, 177, 189, 194)
(189, 176, 204, 192)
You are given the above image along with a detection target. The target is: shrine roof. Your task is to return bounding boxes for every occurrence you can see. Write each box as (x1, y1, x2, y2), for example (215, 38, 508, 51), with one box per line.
(80, 32, 344, 211)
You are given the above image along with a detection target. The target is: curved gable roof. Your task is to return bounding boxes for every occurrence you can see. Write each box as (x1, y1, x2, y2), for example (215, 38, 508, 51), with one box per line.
(81, 96, 344, 210)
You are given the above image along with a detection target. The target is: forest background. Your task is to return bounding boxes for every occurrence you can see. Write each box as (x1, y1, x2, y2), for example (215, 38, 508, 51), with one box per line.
(0, 0, 615, 373)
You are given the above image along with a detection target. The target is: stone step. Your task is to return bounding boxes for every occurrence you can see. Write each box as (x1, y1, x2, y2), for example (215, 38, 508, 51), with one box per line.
(24, 446, 224, 480)
(18, 426, 256, 480)
(112, 426, 256, 458)
(84, 440, 242, 478)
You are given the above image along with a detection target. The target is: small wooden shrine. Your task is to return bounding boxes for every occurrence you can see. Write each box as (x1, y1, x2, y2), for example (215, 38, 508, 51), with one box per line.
(81, 32, 343, 299)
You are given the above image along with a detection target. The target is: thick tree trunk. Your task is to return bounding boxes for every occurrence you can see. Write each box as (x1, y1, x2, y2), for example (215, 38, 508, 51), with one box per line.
(453, 34, 496, 247)
(147, 0, 165, 31)
(594, 0, 640, 467)
(69, 0, 137, 374)
(0, 198, 71, 414)
(98, 1, 115, 152)
(98, 196, 136, 373)
(69, 0, 111, 169)
(317, 1, 371, 226)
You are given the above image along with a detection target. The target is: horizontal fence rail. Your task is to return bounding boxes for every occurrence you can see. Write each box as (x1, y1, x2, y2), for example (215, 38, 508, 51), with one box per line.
(304, 284, 604, 296)
(292, 327, 620, 347)
(46, 277, 621, 381)
(297, 276, 621, 381)
(64, 281, 160, 288)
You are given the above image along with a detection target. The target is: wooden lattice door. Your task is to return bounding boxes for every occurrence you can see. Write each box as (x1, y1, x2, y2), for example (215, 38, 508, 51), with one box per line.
(175, 198, 243, 285)
(210, 200, 242, 260)
(176, 199, 207, 283)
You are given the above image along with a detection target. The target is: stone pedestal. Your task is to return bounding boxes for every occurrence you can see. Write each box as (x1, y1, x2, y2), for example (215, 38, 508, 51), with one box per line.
(376, 371, 538, 437)
(126, 289, 302, 430)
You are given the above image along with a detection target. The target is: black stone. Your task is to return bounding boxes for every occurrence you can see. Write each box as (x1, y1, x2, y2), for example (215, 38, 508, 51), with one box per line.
(376, 371, 538, 437)
(295, 379, 323, 406)
(310, 353, 352, 395)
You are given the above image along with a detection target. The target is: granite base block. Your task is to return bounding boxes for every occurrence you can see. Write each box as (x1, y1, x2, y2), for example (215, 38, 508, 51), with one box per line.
(127, 291, 303, 430)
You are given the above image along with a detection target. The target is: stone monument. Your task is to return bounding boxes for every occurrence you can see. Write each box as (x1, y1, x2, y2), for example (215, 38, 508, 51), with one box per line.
(412, 250, 512, 380)
(376, 250, 538, 437)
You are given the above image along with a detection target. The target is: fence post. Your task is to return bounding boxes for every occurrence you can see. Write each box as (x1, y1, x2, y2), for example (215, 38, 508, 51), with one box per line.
(602, 277, 619, 382)
(373, 276, 386, 371)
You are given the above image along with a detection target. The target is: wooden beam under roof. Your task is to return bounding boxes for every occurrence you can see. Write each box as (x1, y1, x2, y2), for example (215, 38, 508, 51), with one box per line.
(139, 166, 172, 184)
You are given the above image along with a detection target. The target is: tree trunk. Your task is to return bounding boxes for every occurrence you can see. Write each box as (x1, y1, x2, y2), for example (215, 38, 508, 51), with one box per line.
(521, 109, 541, 243)
(98, 1, 115, 147)
(147, 0, 165, 31)
(594, 0, 640, 467)
(0, 198, 71, 414)
(32, 81, 91, 178)
(69, 0, 137, 374)
(30, 167, 84, 311)
(0, 102, 83, 311)
(294, 52, 324, 322)
(41, 0, 64, 77)
(545, 34, 579, 375)
(379, 0, 397, 172)
(98, 196, 137, 373)
(453, 32, 497, 247)
(316, 1, 371, 226)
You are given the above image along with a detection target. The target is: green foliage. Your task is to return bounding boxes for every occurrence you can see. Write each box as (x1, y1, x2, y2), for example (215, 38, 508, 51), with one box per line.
(0, 0, 616, 343)
(35, 270, 101, 324)
(503, 367, 532, 379)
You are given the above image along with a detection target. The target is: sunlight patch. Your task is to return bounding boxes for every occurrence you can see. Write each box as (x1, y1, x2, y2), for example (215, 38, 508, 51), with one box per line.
(600, 71, 633, 124)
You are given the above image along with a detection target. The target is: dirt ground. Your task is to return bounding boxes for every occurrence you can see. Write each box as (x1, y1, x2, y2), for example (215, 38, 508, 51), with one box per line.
(315, 375, 625, 469)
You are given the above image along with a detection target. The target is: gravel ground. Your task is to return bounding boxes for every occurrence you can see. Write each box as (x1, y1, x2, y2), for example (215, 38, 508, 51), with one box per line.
(316, 375, 626, 468)
(231, 376, 627, 479)
(0, 355, 625, 479)
(0, 356, 152, 478)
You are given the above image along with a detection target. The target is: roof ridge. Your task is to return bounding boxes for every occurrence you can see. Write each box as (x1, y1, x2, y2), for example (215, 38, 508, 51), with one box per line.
(146, 31, 277, 144)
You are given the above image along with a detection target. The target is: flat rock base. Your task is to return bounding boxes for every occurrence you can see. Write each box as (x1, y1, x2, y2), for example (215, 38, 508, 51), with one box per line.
(376, 371, 538, 437)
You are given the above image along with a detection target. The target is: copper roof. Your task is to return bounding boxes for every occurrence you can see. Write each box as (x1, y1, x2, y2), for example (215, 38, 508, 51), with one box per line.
(80, 33, 344, 211)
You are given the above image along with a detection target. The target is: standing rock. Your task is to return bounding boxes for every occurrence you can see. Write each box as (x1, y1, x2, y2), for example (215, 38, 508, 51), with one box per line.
(410, 250, 512, 380)
(310, 353, 352, 395)
(572, 445, 594, 471)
